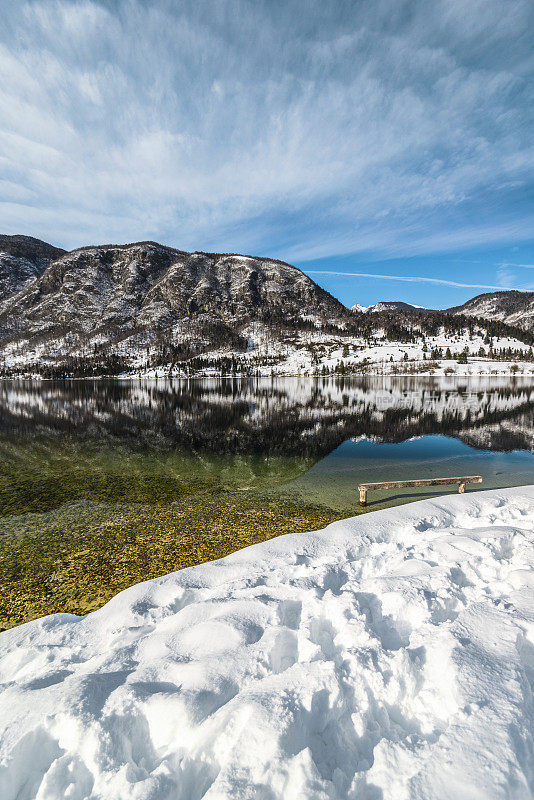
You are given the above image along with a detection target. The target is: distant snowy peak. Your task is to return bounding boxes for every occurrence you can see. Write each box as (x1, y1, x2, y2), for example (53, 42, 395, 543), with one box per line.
(448, 290, 534, 332)
(351, 300, 426, 314)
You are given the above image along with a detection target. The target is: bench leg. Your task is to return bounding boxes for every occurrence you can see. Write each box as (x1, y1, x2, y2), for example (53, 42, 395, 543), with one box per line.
(359, 488, 367, 506)
(458, 483, 465, 494)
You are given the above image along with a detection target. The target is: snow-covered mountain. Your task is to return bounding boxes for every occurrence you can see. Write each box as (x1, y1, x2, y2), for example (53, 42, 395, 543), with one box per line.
(448, 290, 534, 332)
(0, 238, 348, 357)
(0, 235, 65, 301)
(351, 292, 534, 330)
(1, 235, 533, 376)
(351, 300, 426, 313)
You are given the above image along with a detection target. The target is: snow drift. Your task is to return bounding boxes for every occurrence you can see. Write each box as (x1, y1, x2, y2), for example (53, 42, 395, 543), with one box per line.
(1, 487, 534, 799)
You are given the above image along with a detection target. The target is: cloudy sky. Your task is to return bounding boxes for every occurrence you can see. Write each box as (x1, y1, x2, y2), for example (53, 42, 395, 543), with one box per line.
(1, 0, 533, 307)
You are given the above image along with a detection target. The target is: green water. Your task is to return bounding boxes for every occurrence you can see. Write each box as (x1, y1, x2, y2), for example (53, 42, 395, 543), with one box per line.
(0, 435, 315, 517)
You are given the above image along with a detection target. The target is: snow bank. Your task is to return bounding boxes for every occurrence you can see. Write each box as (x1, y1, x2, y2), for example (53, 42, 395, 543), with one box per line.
(1, 487, 534, 799)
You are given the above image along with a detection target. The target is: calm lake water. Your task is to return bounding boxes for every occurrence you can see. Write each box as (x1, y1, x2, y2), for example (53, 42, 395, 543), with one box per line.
(2, 375, 534, 626)
(2, 375, 534, 514)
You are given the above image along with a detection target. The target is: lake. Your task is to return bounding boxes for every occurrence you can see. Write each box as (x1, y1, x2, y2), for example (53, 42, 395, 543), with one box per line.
(2, 375, 534, 627)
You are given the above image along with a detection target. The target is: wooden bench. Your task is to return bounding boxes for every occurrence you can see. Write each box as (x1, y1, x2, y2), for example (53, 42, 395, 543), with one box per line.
(358, 476, 482, 506)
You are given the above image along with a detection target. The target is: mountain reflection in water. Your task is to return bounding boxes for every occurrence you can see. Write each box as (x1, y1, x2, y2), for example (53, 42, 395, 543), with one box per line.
(1, 375, 534, 513)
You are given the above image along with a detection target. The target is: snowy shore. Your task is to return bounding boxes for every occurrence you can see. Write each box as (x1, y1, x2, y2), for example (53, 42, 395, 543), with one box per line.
(1, 487, 534, 799)
(6, 358, 534, 382)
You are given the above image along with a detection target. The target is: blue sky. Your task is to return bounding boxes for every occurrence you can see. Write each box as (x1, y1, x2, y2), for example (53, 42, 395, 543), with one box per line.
(1, 0, 533, 309)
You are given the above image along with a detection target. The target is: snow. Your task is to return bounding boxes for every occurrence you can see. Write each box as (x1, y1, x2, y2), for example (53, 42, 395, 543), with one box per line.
(4, 304, 534, 380)
(2, 487, 534, 799)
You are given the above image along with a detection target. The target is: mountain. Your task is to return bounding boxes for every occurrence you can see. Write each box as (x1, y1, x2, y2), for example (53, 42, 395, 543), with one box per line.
(448, 291, 534, 332)
(0, 235, 66, 301)
(0, 240, 349, 359)
(2, 235, 533, 376)
(351, 300, 425, 313)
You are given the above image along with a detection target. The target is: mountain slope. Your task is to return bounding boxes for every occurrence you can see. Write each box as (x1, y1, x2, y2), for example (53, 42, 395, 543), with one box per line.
(448, 290, 534, 332)
(0, 235, 66, 301)
(0, 241, 349, 354)
(2, 236, 533, 376)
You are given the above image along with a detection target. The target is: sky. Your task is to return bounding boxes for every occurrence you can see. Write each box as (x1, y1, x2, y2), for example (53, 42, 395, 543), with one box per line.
(1, 0, 533, 309)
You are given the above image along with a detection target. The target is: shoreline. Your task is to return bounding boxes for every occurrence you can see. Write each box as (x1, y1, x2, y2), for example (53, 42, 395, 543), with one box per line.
(3, 359, 534, 381)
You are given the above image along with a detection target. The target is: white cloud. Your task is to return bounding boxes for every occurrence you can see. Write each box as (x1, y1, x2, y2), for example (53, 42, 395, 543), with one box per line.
(305, 270, 513, 291)
(0, 0, 532, 258)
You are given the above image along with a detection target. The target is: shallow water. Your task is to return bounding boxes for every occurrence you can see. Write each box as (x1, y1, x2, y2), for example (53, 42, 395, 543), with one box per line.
(288, 434, 534, 510)
(2, 375, 534, 626)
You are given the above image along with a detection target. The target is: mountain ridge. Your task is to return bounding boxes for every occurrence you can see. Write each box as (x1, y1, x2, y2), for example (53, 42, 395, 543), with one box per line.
(0, 237, 349, 363)
(1, 234, 534, 376)
(0, 235, 67, 302)
(446, 290, 534, 332)
(0, 234, 66, 265)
